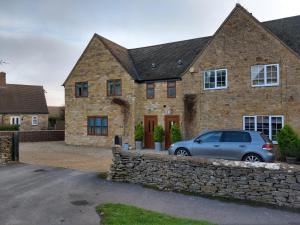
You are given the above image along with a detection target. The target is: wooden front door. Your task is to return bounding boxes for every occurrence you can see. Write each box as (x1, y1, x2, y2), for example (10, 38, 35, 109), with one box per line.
(144, 115, 158, 148)
(165, 115, 180, 149)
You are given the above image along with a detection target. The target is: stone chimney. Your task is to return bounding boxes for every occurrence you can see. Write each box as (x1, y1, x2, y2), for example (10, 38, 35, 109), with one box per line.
(0, 72, 6, 87)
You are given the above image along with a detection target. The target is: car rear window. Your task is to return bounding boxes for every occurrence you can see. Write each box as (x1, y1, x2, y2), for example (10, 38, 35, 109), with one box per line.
(260, 133, 272, 143)
(221, 131, 252, 142)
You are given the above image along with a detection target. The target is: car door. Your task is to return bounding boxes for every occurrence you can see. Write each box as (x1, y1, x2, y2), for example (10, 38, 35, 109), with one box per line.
(191, 131, 223, 158)
(219, 131, 252, 160)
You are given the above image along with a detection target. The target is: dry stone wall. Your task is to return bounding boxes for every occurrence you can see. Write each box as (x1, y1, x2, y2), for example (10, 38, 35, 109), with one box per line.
(110, 148, 300, 209)
(0, 136, 12, 163)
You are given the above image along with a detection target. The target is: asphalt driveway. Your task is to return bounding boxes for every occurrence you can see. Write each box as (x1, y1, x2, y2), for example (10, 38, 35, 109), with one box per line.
(1, 163, 300, 225)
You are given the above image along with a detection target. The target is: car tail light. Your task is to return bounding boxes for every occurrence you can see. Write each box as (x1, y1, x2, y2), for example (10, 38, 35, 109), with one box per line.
(262, 143, 273, 151)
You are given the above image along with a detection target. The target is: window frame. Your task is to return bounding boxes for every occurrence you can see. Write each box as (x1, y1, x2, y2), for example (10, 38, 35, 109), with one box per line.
(251, 64, 280, 87)
(32, 115, 39, 126)
(10, 116, 21, 125)
(107, 79, 122, 97)
(167, 81, 176, 98)
(87, 116, 108, 136)
(146, 82, 155, 99)
(75, 81, 88, 98)
(204, 68, 228, 90)
(243, 115, 284, 143)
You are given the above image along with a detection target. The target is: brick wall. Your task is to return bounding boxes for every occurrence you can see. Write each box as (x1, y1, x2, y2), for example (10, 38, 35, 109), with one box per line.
(110, 148, 300, 209)
(0, 136, 12, 163)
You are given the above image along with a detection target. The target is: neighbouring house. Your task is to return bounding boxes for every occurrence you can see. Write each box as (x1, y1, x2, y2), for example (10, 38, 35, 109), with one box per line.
(0, 72, 49, 131)
(64, 4, 300, 148)
(48, 106, 65, 130)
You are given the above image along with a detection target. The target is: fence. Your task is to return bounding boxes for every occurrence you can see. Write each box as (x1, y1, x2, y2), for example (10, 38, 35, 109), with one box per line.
(0, 130, 64, 142)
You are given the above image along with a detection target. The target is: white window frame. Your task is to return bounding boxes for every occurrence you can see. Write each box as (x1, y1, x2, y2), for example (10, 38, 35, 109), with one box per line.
(243, 115, 284, 143)
(204, 68, 228, 90)
(10, 116, 21, 125)
(32, 115, 39, 126)
(251, 64, 280, 87)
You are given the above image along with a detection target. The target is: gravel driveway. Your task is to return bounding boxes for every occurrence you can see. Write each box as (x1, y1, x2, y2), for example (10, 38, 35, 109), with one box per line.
(20, 141, 113, 172)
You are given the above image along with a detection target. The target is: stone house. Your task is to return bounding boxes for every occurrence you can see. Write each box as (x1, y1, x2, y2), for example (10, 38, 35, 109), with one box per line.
(0, 72, 49, 130)
(64, 4, 300, 148)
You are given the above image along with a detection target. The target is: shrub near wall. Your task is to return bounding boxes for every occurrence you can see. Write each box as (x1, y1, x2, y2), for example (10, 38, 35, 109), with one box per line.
(109, 147, 300, 209)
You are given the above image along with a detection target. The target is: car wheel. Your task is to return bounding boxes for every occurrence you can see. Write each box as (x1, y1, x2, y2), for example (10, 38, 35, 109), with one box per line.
(243, 153, 263, 162)
(175, 148, 190, 156)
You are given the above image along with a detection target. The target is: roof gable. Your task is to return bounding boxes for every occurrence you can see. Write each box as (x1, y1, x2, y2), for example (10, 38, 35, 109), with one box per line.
(64, 4, 300, 83)
(0, 84, 48, 114)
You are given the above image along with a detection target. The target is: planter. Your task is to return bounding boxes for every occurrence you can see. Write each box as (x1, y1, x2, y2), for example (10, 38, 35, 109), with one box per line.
(286, 156, 297, 164)
(135, 141, 142, 150)
(155, 142, 162, 151)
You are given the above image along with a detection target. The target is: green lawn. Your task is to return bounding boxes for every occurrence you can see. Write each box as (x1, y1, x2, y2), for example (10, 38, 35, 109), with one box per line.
(96, 203, 217, 225)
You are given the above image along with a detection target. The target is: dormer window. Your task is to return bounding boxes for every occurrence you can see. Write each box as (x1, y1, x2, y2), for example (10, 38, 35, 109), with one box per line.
(151, 63, 156, 69)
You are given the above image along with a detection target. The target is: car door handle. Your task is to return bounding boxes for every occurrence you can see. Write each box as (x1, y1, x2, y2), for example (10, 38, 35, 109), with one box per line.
(213, 145, 220, 147)
(239, 145, 246, 148)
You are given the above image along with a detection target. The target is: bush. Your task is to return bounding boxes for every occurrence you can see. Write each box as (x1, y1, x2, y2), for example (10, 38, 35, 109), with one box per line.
(135, 123, 144, 141)
(153, 125, 164, 142)
(170, 123, 182, 144)
(0, 124, 20, 131)
(277, 125, 300, 159)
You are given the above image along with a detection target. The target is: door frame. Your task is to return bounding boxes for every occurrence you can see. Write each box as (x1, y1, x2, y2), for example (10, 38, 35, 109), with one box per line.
(144, 115, 158, 148)
(164, 115, 180, 149)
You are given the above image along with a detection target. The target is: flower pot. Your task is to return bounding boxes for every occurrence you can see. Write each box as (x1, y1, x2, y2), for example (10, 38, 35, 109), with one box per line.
(155, 142, 162, 151)
(286, 156, 297, 164)
(135, 141, 142, 150)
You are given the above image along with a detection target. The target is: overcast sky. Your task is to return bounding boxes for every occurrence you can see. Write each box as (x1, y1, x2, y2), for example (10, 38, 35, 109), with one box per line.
(0, 0, 300, 106)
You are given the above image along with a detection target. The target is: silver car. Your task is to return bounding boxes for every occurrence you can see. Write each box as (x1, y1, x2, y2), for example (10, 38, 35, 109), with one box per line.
(168, 130, 275, 162)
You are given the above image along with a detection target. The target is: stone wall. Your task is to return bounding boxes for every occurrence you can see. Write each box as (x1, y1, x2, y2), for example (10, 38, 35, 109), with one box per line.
(110, 148, 300, 209)
(0, 136, 12, 163)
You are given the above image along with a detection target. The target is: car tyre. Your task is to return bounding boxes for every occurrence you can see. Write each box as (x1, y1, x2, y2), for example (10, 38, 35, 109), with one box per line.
(242, 153, 263, 162)
(175, 148, 191, 156)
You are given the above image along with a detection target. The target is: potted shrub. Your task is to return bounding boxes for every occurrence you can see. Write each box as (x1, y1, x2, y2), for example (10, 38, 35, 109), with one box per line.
(170, 123, 182, 144)
(135, 123, 144, 150)
(154, 125, 164, 151)
(277, 124, 300, 164)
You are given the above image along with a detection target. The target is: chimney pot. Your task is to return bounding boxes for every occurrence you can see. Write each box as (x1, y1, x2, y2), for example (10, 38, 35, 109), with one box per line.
(0, 72, 6, 87)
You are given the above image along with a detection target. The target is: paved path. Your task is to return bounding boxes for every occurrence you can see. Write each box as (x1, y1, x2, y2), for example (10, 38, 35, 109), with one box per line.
(1, 164, 300, 225)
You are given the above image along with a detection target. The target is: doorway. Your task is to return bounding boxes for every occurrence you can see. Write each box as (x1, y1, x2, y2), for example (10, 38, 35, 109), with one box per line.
(144, 115, 158, 148)
(164, 115, 180, 149)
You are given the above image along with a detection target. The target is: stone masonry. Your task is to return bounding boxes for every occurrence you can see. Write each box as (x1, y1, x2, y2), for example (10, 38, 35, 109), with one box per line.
(64, 5, 300, 147)
(110, 147, 300, 209)
(0, 136, 12, 163)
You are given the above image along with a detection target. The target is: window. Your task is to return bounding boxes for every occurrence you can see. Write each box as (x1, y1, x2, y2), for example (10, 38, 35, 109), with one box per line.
(167, 81, 176, 98)
(221, 131, 251, 142)
(10, 116, 21, 125)
(243, 115, 284, 142)
(204, 69, 227, 90)
(251, 64, 279, 86)
(198, 131, 222, 143)
(87, 116, 108, 136)
(107, 79, 121, 96)
(32, 116, 38, 126)
(75, 82, 88, 97)
(146, 83, 155, 99)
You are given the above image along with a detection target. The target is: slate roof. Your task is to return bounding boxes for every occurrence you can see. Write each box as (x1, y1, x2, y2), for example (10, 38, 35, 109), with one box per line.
(95, 14, 300, 82)
(0, 84, 48, 114)
(263, 15, 300, 57)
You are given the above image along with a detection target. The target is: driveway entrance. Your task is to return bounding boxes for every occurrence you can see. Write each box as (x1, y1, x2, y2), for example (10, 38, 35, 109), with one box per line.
(19, 141, 112, 172)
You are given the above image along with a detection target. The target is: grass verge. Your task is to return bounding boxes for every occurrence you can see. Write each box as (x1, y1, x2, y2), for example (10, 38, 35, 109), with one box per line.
(96, 203, 217, 225)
